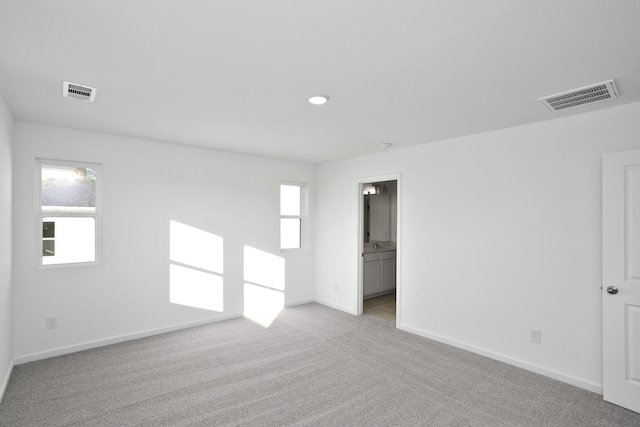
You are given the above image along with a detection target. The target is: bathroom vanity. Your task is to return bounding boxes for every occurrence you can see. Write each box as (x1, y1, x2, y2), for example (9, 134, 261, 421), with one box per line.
(363, 247, 396, 298)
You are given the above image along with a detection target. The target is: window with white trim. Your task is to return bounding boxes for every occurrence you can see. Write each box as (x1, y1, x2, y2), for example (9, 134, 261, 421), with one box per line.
(36, 159, 101, 268)
(280, 183, 303, 250)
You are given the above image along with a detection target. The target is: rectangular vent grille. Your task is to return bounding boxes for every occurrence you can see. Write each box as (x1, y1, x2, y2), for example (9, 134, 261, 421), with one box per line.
(538, 80, 618, 112)
(62, 81, 97, 103)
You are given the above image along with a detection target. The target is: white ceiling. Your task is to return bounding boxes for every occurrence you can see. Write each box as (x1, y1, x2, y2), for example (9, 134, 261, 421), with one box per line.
(1, 1, 639, 164)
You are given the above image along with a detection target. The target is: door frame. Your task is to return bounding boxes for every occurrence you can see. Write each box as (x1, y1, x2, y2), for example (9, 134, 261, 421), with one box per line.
(356, 173, 402, 326)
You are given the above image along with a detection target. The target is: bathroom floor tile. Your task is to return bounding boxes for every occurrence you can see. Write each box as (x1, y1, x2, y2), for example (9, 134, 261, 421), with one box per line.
(363, 292, 396, 323)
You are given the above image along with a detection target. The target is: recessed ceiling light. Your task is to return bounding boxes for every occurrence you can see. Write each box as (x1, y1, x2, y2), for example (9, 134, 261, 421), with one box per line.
(308, 95, 329, 105)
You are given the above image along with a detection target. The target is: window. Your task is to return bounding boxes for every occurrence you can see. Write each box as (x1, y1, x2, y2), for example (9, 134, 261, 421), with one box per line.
(280, 183, 303, 250)
(36, 159, 101, 268)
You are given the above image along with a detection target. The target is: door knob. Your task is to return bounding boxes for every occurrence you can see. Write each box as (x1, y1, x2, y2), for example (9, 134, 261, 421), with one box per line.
(606, 286, 619, 295)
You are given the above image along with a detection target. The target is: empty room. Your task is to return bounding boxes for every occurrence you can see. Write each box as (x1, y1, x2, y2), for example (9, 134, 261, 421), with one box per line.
(1, 1, 640, 426)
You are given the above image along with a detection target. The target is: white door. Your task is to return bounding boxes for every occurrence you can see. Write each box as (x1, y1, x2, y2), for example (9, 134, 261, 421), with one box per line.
(603, 149, 640, 413)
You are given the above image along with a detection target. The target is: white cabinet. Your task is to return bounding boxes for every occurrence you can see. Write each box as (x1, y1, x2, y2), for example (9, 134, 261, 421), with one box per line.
(363, 259, 380, 296)
(363, 250, 396, 297)
(380, 257, 396, 292)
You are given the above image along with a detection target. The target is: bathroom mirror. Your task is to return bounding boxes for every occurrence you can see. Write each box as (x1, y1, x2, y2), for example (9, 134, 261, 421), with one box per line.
(363, 180, 397, 244)
(367, 193, 390, 242)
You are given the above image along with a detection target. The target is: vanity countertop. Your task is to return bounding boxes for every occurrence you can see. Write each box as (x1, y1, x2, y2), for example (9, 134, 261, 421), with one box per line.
(362, 245, 396, 254)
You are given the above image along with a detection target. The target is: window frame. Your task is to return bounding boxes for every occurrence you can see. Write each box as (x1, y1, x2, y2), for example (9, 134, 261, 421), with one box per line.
(280, 182, 306, 251)
(35, 158, 102, 270)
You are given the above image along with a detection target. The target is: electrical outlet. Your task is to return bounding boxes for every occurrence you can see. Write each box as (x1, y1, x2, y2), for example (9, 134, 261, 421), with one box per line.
(46, 316, 58, 330)
(530, 328, 541, 344)
(334, 283, 339, 291)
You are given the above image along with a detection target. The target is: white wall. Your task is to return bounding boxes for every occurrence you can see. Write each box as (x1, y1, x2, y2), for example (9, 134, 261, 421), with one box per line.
(12, 122, 315, 361)
(0, 93, 13, 401)
(315, 101, 640, 392)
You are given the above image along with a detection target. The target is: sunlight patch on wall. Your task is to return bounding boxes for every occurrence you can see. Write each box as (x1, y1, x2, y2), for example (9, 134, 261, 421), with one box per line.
(243, 246, 284, 290)
(170, 264, 223, 312)
(170, 220, 223, 274)
(243, 283, 284, 328)
(243, 246, 285, 327)
(169, 220, 224, 312)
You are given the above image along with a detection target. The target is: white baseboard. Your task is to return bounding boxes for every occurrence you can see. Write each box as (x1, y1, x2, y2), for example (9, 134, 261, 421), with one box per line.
(285, 298, 315, 307)
(398, 323, 602, 395)
(314, 297, 357, 315)
(0, 359, 13, 405)
(14, 313, 242, 365)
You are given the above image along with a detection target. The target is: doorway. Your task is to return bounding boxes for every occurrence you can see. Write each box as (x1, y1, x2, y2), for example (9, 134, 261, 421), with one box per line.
(357, 175, 401, 325)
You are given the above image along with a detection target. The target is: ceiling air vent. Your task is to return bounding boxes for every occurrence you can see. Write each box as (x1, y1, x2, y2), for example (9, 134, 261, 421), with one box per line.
(538, 80, 618, 112)
(62, 81, 97, 103)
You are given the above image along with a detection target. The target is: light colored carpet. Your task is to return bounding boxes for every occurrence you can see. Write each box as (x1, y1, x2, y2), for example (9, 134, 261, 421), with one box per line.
(1, 303, 639, 426)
